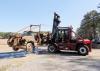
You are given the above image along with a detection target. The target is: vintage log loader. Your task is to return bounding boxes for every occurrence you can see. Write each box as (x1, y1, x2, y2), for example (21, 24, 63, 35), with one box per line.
(48, 13, 92, 56)
(7, 25, 48, 52)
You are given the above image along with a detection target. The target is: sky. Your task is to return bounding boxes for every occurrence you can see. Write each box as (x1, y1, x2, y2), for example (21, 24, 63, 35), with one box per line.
(0, 0, 99, 32)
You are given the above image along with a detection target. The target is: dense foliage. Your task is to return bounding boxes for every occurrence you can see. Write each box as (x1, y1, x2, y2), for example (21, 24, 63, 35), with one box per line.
(0, 32, 12, 39)
(77, 10, 100, 40)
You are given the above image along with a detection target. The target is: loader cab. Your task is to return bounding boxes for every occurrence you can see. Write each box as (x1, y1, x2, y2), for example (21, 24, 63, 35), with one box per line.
(54, 27, 73, 43)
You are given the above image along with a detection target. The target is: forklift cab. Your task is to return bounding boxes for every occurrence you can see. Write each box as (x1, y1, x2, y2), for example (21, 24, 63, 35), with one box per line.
(55, 27, 74, 43)
(52, 26, 78, 50)
(56, 27, 69, 42)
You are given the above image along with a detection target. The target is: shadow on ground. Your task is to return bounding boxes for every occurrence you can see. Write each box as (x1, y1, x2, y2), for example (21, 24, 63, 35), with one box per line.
(36, 48, 80, 56)
(68, 58, 100, 71)
(0, 51, 26, 59)
(0, 48, 84, 59)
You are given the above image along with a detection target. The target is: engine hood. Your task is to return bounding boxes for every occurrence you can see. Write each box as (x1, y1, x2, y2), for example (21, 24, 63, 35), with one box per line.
(78, 39, 91, 44)
(84, 39, 91, 44)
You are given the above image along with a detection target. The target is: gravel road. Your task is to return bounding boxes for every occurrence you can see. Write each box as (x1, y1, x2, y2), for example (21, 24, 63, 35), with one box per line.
(0, 45, 100, 71)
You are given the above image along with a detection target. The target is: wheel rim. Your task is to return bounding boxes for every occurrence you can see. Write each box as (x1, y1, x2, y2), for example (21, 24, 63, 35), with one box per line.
(27, 43, 33, 52)
(49, 45, 55, 52)
(79, 47, 86, 54)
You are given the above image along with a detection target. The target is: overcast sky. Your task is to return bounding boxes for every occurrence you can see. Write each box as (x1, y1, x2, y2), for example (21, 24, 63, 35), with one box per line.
(0, 0, 99, 32)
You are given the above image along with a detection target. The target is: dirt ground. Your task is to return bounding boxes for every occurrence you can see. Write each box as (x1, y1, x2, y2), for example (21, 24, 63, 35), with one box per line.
(0, 45, 100, 71)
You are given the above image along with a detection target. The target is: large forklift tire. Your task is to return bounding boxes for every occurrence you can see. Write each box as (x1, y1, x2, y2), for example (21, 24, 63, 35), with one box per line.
(77, 45, 88, 56)
(48, 44, 57, 53)
(26, 42, 35, 53)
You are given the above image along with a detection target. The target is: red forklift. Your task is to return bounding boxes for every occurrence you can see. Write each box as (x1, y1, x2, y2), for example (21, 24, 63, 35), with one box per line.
(48, 13, 92, 56)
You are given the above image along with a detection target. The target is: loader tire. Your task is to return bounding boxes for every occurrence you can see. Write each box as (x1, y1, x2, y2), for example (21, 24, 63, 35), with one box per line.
(26, 42, 35, 53)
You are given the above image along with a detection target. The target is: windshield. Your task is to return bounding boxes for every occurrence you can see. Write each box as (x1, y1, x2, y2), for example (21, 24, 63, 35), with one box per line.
(56, 29, 69, 42)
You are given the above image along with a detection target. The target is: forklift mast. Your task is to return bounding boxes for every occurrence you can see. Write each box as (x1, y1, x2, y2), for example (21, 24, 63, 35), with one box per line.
(52, 13, 61, 40)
